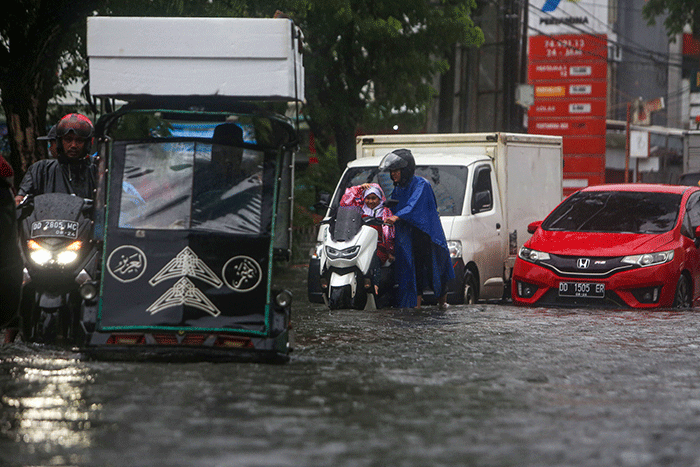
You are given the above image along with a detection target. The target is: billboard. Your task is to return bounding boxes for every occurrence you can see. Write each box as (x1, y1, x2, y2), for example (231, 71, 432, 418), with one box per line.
(528, 34, 608, 194)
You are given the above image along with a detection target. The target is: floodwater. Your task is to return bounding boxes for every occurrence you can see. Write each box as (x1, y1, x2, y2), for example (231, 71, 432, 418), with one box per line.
(3, 265, 700, 466)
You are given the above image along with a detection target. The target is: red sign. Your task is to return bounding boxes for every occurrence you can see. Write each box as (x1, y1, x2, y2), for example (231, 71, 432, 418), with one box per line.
(562, 136, 607, 155)
(529, 34, 608, 63)
(529, 117, 606, 136)
(534, 81, 606, 99)
(528, 61, 607, 81)
(564, 154, 605, 173)
(529, 100, 607, 118)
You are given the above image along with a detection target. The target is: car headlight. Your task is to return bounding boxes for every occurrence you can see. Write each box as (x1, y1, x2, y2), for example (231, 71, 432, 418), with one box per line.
(325, 245, 360, 260)
(621, 250, 674, 267)
(447, 240, 462, 259)
(518, 246, 550, 262)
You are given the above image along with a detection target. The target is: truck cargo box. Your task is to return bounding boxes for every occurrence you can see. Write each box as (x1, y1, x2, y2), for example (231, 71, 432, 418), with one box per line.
(87, 17, 304, 101)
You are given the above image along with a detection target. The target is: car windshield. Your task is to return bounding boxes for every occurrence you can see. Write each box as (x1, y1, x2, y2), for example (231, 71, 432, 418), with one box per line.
(334, 165, 469, 216)
(541, 191, 682, 233)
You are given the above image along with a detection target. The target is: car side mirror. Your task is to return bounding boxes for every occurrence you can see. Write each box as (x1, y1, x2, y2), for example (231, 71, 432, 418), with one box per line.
(472, 190, 492, 214)
(527, 221, 543, 234)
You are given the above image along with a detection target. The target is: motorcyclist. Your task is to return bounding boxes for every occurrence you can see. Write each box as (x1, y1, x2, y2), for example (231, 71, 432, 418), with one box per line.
(380, 149, 455, 309)
(15, 113, 96, 205)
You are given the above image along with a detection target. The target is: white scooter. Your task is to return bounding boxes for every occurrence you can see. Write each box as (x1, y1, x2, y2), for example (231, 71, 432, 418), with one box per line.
(318, 205, 392, 310)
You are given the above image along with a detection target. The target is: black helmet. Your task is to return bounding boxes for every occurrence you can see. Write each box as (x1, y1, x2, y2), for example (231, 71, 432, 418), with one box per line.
(379, 148, 415, 186)
(56, 113, 94, 158)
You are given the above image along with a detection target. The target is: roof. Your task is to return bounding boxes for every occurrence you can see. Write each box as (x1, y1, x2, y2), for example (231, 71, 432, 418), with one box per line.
(582, 183, 697, 194)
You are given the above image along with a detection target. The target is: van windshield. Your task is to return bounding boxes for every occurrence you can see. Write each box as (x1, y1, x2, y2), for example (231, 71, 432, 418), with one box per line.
(334, 165, 468, 216)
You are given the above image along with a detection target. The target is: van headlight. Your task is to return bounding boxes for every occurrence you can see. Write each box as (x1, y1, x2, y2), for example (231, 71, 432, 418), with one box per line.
(621, 250, 674, 267)
(518, 246, 550, 263)
(447, 240, 462, 259)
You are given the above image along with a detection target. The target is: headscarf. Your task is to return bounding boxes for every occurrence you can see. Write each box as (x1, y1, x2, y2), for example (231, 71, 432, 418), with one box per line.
(362, 185, 385, 217)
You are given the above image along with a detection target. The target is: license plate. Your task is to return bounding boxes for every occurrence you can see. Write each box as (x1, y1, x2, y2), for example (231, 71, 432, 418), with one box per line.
(558, 281, 605, 298)
(31, 220, 79, 239)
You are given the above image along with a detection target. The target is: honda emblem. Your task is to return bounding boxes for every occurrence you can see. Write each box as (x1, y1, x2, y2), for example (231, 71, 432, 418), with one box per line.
(577, 258, 590, 269)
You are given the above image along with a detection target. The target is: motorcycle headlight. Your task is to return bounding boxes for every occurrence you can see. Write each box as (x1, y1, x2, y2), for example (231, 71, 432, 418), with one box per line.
(29, 248, 52, 266)
(621, 250, 674, 267)
(447, 240, 462, 259)
(28, 240, 82, 266)
(518, 246, 550, 263)
(325, 245, 360, 260)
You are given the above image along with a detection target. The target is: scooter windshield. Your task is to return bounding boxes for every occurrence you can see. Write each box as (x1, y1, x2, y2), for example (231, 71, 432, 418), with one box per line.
(332, 205, 363, 242)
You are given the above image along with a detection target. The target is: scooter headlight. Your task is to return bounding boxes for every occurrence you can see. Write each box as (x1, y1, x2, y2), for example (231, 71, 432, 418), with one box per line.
(325, 245, 360, 260)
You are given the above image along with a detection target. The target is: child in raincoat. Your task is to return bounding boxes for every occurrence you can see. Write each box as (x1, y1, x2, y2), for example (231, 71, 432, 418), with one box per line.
(340, 183, 395, 294)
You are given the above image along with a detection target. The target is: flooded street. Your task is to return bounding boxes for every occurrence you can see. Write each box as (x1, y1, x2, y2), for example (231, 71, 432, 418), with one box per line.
(3, 265, 700, 466)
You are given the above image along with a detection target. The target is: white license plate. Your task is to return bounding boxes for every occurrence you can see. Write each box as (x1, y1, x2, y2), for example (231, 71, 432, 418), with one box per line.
(30, 220, 79, 239)
(558, 281, 605, 298)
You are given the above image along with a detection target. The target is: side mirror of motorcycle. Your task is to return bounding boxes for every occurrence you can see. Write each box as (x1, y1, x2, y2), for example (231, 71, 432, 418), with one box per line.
(313, 191, 331, 214)
(82, 198, 94, 212)
(16, 195, 33, 220)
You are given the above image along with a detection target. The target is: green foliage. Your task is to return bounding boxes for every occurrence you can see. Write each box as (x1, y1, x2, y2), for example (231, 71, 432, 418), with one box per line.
(643, 0, 700, 40)
(248, 0, 484, 167)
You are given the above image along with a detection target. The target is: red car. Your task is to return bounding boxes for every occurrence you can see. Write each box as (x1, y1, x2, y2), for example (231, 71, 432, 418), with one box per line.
(512, 184, 700, 309)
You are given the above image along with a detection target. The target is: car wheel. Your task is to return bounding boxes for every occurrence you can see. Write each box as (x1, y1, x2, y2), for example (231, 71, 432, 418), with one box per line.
(463, 272, 478, 305)
(672, 274, 691, 308)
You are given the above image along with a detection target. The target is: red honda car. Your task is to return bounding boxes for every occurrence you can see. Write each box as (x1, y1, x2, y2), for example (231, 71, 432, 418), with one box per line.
(512, 184, 700, 309)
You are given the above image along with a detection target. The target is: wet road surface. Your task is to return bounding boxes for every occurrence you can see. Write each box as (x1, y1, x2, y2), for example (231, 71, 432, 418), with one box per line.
(3, 265, 700, 466)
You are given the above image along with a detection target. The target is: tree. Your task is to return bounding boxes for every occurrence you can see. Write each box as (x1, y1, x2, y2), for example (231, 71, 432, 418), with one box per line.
(0, 0, 105, 185)
(0, 0, 247, 186)
(252, 0, 484, 168)
(643, 0, 700, 42)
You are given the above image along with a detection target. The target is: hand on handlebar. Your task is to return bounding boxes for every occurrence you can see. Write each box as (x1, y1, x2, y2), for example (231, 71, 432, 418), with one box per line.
(384, 215, 399, 225)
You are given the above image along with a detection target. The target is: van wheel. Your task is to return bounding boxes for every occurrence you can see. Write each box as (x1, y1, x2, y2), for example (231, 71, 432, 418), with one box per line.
(463, 273, 478, 305)
(673, 274, 691, 308)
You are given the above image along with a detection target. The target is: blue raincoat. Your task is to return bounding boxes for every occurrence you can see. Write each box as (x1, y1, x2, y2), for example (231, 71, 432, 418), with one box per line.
(391, 175, 455, 307)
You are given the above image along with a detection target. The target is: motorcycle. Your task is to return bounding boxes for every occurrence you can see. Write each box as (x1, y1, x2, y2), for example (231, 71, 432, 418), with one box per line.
(17, 193, 100, 344)
(318, 205, 394, 310)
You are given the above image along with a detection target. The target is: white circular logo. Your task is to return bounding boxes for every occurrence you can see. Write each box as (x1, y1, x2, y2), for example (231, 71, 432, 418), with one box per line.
(222, 256, 263, 292)
(107, 245, 147, 283)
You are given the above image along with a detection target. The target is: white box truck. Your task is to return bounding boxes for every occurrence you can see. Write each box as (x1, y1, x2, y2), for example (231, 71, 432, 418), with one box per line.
(308, 132, 563, 305)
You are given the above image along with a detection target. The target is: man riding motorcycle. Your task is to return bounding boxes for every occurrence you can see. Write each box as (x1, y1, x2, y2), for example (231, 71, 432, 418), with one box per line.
(16, 113, 96, 204)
